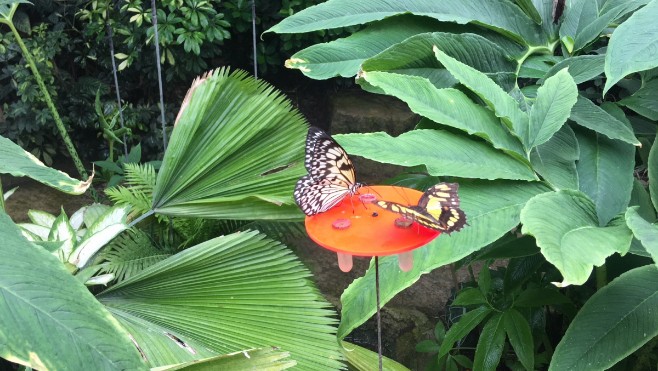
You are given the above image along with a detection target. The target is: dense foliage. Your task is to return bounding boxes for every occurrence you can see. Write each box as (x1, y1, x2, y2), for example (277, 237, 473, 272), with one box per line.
(270, 0, 658, 369)
(0, 0, 346, 164)
(3, 0, 658, 370)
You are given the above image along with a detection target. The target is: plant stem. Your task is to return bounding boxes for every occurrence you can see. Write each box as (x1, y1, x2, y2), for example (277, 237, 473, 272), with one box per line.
(7, 21, 89, 181)
(595, 265, 607, 290)
(0, 178, 5, 212)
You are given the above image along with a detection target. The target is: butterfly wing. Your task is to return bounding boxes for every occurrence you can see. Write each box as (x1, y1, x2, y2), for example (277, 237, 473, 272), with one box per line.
(305, 127, 357, 186)
(294, 127, 360, 215)
(375, 183, 466, 233)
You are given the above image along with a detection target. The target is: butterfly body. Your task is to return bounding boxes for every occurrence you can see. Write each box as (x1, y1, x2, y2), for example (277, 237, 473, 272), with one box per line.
(294, 127, 362, 215)
(375, 183, 466, 233)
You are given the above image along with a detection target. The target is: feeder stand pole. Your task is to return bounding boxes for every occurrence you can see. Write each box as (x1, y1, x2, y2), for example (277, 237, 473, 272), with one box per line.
(375, 256, 383, 371)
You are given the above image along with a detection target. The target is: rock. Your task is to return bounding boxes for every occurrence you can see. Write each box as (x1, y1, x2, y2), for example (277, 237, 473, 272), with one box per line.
(329, 90, 419, 184)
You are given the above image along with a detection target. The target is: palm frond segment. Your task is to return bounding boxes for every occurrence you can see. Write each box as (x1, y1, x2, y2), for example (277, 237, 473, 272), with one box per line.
(98, 230, 343, 370)
(152, 68, 307, 220)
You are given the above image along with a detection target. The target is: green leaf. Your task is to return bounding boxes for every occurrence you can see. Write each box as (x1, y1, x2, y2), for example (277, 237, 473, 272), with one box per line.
(574, 0, 650, 52)
(503, 254, 545, 293)
(98, 231, 342, 370)
(569, 96, 641, 145)
(478, 265, 492, 296)
(267, 0, 548, 46)
(473, 313, 506, 371)
(0, 135, 93, 195)
(604, 0, 658, 93)
(0, 212, 145, 370)
(433, 47, 528, 144)
(514, 287, 571, 307)
(286, 15, 441, 79)
(361, 71, 525, 156)
(27, 209, 56, 227)
(340, 341, 410, 370)
(625, 207, 658, 266)
(575, 126, 635, 225)
(514, 0, 542, 24)
(453, 287, 488, 306)
(475, 235, 540, 260)
(338, 180, 550, 339)
(70, 205, 130, 268)
(629, 180, 656, 222)
(152, 68, 306, 220)
(415, 340, 441, 353)
(439, 306, 492, 358)
(521, 190, 633, 286)
(550, 265, 658, 370)
(618, 79, 658, 120)
(335, 130, 535, 181)
(530, 124, 579, 190)
(362, 31, 518, 89)
(49, 209, 77, 261)
(527, 69, 578, 149)
(503, 309, 534, 371)
(650, 134, 658, 212)
(558, 0, 598, 49)
(519, 55, 562, 79)
(153, 347, 296, 371)
(541, 55, 605, 84)
(434, 322, 446, 342)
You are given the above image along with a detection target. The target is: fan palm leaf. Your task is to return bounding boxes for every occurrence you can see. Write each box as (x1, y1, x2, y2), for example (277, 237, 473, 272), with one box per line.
(151, 68, 307, 220)
(97, 230, 343, 370)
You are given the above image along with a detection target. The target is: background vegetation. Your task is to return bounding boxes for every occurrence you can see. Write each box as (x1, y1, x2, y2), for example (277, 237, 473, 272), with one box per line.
(2, 0, 658, 370)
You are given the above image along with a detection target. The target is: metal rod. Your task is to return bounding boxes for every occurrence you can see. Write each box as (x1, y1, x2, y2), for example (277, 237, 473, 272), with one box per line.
(151, 0, 168, 149)
(251, 0, 258, 79)
(375, 256, 382, 371)
(105, 6, 128, 157)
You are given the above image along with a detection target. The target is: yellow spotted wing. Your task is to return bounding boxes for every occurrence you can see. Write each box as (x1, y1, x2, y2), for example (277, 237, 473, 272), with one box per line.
(375, 183, 466, 233)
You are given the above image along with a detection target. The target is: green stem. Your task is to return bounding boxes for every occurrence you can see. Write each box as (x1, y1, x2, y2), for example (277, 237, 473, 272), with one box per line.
(595, 265, 607, 290)
(7, 21, 88, 180)
(0, 178, 5, 212)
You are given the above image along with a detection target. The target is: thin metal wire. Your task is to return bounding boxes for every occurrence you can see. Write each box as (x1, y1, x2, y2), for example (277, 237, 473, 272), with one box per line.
(375, 256, 383, 371)
(151, 0, 168, 149)
(105, 5, 128, 157)
(251, 0, 258, 79)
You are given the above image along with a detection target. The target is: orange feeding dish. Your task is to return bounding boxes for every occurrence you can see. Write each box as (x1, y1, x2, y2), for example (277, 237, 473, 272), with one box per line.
(305, 185, 441, 272)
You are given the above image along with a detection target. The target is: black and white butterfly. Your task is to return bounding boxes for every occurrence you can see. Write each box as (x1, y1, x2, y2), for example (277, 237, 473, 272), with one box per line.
(294, 127, 362, 215)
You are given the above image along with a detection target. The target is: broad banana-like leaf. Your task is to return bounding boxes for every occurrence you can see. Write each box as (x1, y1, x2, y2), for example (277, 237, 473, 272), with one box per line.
(152, 68, 307, 220)
(0, 212, 146, 370)
(0, 135, 93, 195)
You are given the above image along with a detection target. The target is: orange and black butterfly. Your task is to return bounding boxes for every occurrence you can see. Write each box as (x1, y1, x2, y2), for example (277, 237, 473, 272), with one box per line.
(375, 183, 466, 233)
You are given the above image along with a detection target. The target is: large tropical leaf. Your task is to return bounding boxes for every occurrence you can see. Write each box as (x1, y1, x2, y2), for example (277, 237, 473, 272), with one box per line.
(550, 265, 658, 370)
(267, 0, 549, 47)
(520, 190, 633, 286)
(0, 135, 93, 195)
(432, 47, 528, 145)
(335, 130, 535, 181)
(574, 126, 635, 226)
(337, 180, 550, 338)
(0, 212, 145, 370)
(360, 72, 525, 157)
(151, 68, 307, 220)
(97, 230, 343, 370)
(362, 32, 519, 90)
(285, 14, 442, 79)
(604, 0, 658, 93)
